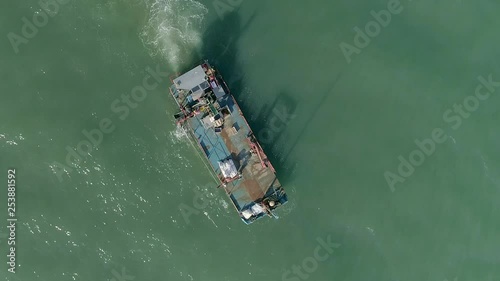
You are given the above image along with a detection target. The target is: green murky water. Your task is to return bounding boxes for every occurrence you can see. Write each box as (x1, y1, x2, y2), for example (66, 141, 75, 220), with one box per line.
(1, 0, 499, 280)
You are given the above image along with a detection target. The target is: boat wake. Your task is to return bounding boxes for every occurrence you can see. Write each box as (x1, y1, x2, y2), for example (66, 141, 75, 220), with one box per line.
(170, 124, 188, 144)
(140, 0, 208, 71)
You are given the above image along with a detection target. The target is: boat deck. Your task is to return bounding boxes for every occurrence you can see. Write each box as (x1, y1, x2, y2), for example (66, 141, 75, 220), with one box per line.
(186, 94, 281, 210)
(169, 61, 287, 223)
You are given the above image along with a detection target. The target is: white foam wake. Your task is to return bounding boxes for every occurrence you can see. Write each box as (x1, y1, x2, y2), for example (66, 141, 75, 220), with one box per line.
(140, 0, 208, 71)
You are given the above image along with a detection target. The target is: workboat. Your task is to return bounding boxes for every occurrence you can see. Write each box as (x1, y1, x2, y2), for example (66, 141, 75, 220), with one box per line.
(169, 61, 288, 224)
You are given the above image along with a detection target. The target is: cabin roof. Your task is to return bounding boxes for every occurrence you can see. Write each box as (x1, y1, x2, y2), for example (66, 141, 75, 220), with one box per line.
(173, 65, 206, 91)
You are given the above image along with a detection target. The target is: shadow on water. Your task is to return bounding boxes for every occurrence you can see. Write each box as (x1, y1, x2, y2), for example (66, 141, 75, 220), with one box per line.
(250, 92, 298, 168)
